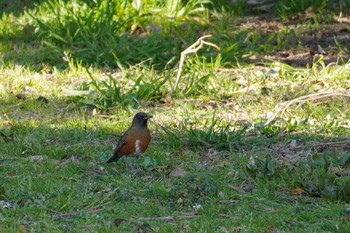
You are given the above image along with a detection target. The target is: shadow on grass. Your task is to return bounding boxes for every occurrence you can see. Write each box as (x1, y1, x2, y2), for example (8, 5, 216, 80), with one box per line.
(4, 30, 350, 73)
(4, 24, 350, 72)
(1, 105, 350, 203)
(165, 123, 350, 202)
(2, 1, 350, 72)
(1, 94, 350, 233)
(0, 0, 47, 15)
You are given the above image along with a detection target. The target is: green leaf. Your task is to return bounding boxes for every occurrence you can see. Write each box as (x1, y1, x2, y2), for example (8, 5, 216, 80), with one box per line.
(311, 154, 326, 168)
(265, 155, 274, 176)
(338, 153, 350, 168)
(0, 185, 5, 198)
(142, 156, 156, 169)
(320, 184, 337, 199)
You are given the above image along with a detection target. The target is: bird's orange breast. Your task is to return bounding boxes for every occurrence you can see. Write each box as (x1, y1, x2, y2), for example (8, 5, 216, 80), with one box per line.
(119, 128, 151, 156)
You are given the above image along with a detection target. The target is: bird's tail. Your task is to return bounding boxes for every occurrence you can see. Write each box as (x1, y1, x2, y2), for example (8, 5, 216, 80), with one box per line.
(106, 151, 123, 163)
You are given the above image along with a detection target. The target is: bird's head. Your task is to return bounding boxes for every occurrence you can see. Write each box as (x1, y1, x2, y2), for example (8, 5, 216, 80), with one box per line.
(132, 112, 152, 127)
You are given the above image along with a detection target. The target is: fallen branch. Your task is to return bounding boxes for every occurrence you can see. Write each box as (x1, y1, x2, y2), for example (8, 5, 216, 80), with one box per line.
(265, 90, 350, 125)
(136, 212, 197, 222)
(173, 35, 220, 92)
(293, 139, 350, 149)
(48, 202, 112, 218)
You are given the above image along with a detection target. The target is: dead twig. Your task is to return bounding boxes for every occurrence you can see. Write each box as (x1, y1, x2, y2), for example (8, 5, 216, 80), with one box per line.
(173, 35, 220, 92)
(48, 202, 112, 218)
(293, 140, 350, 149)
(136, 212, 197, 222)
(265, 90, 350, 126)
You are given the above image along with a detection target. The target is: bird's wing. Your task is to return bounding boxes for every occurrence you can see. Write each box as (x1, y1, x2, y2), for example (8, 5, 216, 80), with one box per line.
(106, 130, 130, 163)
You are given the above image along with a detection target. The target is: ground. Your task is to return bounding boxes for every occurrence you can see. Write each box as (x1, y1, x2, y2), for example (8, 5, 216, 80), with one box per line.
(235, 14, 350, 67)
(1, 1, 350, 232)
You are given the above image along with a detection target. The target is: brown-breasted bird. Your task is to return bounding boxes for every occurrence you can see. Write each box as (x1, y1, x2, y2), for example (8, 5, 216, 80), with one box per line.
(106, 112, 152, 163)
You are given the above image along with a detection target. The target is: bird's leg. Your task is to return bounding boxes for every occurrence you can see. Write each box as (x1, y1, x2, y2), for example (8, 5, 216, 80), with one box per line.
(123, 157, 130, 172)
(125, 157, 138, 172)
(135, 155, 143, 171)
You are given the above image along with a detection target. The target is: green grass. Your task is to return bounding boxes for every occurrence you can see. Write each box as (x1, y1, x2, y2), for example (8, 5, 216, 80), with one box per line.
(1, 0, 350, 232)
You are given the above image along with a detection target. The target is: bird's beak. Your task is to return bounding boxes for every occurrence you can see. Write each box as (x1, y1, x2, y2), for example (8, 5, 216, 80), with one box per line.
(144, 115, 152, 119)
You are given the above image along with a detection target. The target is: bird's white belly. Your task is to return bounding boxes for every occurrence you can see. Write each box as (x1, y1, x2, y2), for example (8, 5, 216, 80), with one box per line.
(134, 139, 141, 155)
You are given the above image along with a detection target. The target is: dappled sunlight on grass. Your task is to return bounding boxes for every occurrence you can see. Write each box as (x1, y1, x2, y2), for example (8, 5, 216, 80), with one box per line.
(1, 0, 350, 232)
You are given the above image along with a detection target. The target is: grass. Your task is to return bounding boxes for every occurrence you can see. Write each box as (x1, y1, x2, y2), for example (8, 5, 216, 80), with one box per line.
(1, 0, 350, 232)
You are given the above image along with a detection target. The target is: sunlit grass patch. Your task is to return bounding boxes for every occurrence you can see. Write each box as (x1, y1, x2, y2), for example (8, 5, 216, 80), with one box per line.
(1, 1, 350, 232)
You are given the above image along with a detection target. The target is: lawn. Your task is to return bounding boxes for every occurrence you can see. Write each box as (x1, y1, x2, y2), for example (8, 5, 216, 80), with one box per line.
(1, 0, 350, 232)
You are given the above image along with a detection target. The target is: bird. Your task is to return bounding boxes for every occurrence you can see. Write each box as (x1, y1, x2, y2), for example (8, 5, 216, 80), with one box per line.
(106, 112, 152, 163)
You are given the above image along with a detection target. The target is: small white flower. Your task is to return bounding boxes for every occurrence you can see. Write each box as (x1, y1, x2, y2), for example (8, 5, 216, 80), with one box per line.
(192, 203, 203, 211)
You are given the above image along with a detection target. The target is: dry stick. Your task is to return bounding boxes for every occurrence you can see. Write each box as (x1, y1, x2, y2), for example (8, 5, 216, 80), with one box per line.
(137, 213, 198, 222)
(293, 140, 350, 149)
(49, 208, 103, 217)
(280, 92, 350, 116)
(173, 35, 220, 91)
(48, 202, 113, 217)
(295, 93, 350, 106)
(265, 91, 333, 125)
(265, 91, 332, 125)
(265, 90, 350, 126)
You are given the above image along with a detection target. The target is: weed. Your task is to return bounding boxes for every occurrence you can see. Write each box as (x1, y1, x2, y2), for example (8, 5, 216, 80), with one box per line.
(1, 1, 350, 232)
